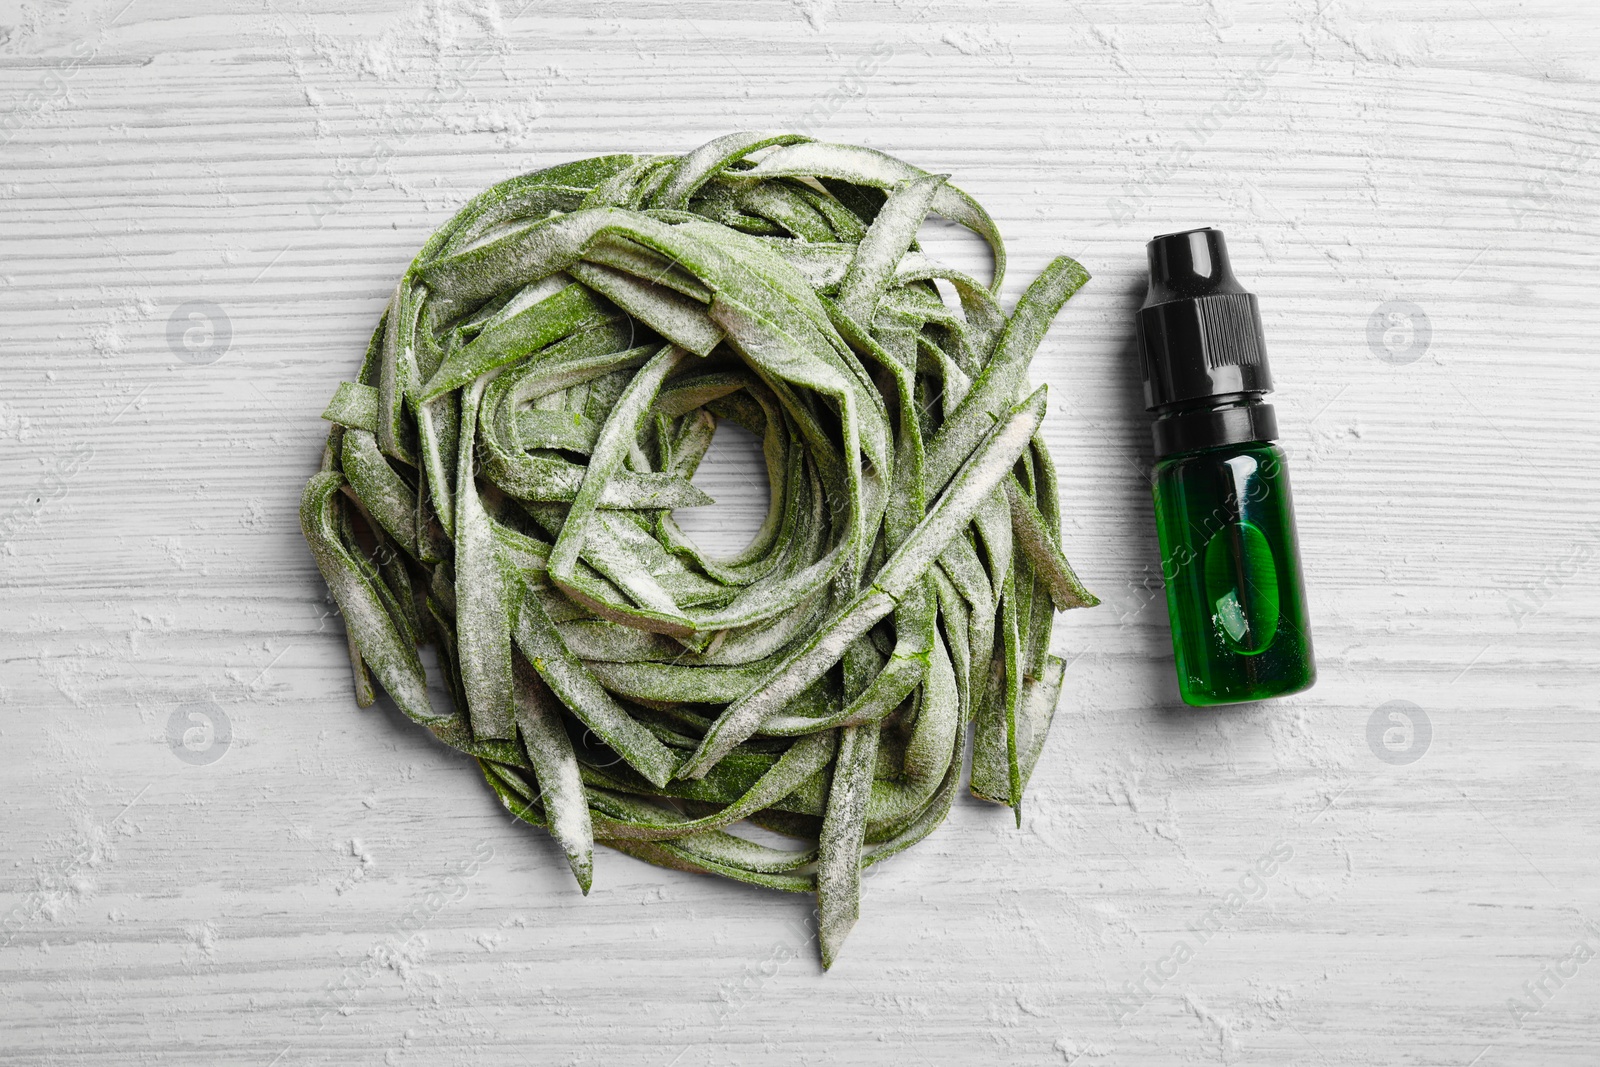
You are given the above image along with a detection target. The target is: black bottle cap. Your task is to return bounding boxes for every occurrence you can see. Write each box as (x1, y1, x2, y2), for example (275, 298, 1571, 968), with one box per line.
(1136, 227, 1272, 411)
(1135, 228, 1278, 458)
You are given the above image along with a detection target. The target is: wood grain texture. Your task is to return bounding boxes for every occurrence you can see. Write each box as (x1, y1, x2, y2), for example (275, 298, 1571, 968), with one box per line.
(3, 1, 1599, 1064)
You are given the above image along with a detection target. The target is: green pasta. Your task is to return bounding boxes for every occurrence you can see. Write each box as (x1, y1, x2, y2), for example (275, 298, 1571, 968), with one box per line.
(300, 133, 1097, 967)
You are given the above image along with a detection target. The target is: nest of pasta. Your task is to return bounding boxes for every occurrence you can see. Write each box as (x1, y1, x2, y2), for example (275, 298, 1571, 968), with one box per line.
(301, 133, 1095, 966)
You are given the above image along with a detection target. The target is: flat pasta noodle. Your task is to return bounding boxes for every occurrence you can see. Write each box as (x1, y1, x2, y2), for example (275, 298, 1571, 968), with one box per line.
(299, 133, 1097, 968)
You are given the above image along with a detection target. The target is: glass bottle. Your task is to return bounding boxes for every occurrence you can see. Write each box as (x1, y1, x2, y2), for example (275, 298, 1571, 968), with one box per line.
(1134, 228, 1315, 706)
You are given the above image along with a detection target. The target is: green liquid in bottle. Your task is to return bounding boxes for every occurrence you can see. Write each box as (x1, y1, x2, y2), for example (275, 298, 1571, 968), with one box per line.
(1152, 442, 1314, 706)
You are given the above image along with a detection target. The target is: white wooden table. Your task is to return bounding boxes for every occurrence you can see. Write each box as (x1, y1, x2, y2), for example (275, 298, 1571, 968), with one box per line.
(4, 2, 1598, 1064)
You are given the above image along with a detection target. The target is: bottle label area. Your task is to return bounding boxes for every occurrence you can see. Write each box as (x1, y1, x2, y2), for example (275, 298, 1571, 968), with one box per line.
(1152, 443, 1314, 705)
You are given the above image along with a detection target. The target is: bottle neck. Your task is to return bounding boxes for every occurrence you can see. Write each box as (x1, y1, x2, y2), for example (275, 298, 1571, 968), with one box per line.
(1151, 393, 1278, 460)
